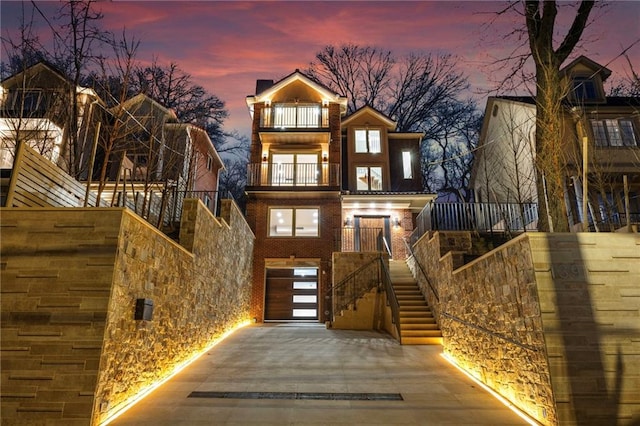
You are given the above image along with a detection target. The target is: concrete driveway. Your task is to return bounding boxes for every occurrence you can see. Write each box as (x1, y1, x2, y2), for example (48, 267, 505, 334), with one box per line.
(110, 323, 528, 425)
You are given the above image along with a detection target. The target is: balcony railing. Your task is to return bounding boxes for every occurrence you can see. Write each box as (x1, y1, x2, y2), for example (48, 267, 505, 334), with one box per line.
(247, 162, 339, 187)
(260, 103, 329, 128)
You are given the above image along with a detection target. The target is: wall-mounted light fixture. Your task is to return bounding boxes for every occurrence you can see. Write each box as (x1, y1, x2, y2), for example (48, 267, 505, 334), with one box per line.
(322, 152, 328, 162)
(393, 217, 401, 227)
(265, 99, 271, 107)
(262, 152, 268, 162)
(134, 298, 154, 321)
(344, 216, 352, 227)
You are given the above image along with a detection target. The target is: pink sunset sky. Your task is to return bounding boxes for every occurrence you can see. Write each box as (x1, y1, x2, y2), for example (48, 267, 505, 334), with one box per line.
(2, 1, 639, 138)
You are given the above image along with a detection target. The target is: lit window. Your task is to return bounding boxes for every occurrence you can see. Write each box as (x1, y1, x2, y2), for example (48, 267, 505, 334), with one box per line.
(402, 151, 412, 179)
(269, 208, 319, 237)
(591, 119, 637, 147)
(355, 129, 381, 153)
(293, 295, 317, 303)
(293, 282, 317, 290)
(292, 309, 317, 317)
(356, 166, 383, 191)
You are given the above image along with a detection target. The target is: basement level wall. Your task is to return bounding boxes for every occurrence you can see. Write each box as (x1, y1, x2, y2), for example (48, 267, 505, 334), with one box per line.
(0, 199, 254, 426)
(411, 231, 640, 426)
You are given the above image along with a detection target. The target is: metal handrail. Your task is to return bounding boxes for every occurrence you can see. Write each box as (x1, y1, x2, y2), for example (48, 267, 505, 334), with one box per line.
(378, 256, 402, 343)
(403, 237, 439, 302)
(326, 255, 403, 343)
(327, 257, 381, 318)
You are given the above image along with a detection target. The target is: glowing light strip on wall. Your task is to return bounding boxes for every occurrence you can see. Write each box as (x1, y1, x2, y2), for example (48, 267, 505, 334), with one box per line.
(100, 320, 251, 425)
(441, 353, 540, 426)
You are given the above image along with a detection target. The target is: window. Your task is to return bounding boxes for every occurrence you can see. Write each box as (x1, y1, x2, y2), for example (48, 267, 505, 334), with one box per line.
(356, 166, 383, 191)
(271, 153, 318, 186)
(355, 129, 381, 153)
(572, 77, 598, 101)
(591, 119, 638, 147)
(269, 208, 319, 237)
(206, 155, 213, 171)
(402, 151, 412, 179)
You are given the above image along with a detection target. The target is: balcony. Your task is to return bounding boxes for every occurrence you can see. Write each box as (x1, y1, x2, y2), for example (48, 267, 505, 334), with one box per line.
(260, 103, 329, 129)
(247, 162, 339, 188)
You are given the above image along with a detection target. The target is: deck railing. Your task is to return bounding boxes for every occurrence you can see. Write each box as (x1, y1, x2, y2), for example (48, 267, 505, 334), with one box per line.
(412, 202, 539, 244)
(247, 162, 339, 187)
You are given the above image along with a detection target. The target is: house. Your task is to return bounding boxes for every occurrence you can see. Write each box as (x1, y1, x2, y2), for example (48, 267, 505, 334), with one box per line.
(0, 62, 101, 173)
(90, 93, 225, 221)
(245, 70, 435, 323)
(1, 62, 224, 223)
(472, 56, 640, 232)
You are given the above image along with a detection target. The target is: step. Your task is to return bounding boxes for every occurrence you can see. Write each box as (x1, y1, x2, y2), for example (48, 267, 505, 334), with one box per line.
(396, 296, 425, 301)
(401, 336, 443, 345)
(398, 300, 428, 306)
(399, 306, 431, 312)
(400, 317, 436, 324)
(399, 311, 434, 318)
(401, 330, 443, 338)
(400, 323, 439, 331)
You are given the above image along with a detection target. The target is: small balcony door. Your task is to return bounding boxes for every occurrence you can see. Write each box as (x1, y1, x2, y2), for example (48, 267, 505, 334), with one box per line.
(271, 153, 319, 186)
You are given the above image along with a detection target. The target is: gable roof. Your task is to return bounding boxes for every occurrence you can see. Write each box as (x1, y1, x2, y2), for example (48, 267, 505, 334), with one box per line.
(341, 105, 397, 130)
(246, 69, 348, 113)
(560, 55, 612, 81)
(113, 93, 178, 120)
(1, 61, 68, 86)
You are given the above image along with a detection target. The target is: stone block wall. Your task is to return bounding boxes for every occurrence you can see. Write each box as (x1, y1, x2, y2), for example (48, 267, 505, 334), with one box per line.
(411, 230, 640, 425)
(0, 200, 255, 426)
(93, 199, 254, 424)
(443, 235, 555, 425)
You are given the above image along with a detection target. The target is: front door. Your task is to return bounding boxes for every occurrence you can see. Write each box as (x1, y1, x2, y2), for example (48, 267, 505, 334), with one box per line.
(355, 216, 391, 254)
(264, 267, 319, 321)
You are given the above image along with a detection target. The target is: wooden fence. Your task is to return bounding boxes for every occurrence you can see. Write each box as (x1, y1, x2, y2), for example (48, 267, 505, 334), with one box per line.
(3, 142, 104, 208)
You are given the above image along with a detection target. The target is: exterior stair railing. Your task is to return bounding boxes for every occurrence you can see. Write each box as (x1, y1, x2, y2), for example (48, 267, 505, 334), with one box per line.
(326, 255, 402, 342)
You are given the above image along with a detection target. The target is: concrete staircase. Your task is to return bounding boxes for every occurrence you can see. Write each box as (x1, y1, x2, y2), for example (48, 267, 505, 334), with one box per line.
(388, 260, 442, 345)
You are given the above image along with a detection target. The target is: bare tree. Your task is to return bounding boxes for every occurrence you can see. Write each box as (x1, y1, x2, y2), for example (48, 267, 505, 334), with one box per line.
(308, 44, 477, 197)
(523, 0, 595, 232)
(47, 0, 110, 178)
(132, 61, 227, 144)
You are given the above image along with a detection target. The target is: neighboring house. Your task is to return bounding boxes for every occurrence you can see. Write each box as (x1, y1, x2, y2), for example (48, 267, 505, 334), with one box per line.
(472, 56, 640, 231)
(245, 70, 435, 322)
(1, 63, 223, 221)
(0, 62, 101, 172)
(95, 93, 224, 216)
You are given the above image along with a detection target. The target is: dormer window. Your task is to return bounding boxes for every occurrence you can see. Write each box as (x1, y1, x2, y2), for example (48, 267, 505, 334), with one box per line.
(571, 76, 598, 102)
(355, 129, 381, 153)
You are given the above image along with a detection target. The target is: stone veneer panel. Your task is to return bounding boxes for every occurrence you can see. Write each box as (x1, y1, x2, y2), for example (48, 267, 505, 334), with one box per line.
(1, 208, 122, 426)
(411, 230, 640, 426)
(0, 200, 254, 426)
(529, 233, 640, 426)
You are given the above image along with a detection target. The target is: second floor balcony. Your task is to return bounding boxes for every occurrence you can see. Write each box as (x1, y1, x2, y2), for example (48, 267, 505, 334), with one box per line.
(247, 162, 339, 188)
(260, 103, 329, 129)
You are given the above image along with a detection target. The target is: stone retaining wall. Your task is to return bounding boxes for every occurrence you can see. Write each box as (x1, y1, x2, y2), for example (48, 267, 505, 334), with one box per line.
(1, 199, 254, 425)
(411, 231, 640, 425)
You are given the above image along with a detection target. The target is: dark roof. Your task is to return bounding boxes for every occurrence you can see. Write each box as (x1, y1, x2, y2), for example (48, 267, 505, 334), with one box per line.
(494, 96, 536, 105)
(495, 95, 640, 108)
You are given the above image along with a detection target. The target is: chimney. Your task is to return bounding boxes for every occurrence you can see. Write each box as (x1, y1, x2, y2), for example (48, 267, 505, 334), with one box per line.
(256, 79, 274, 95)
